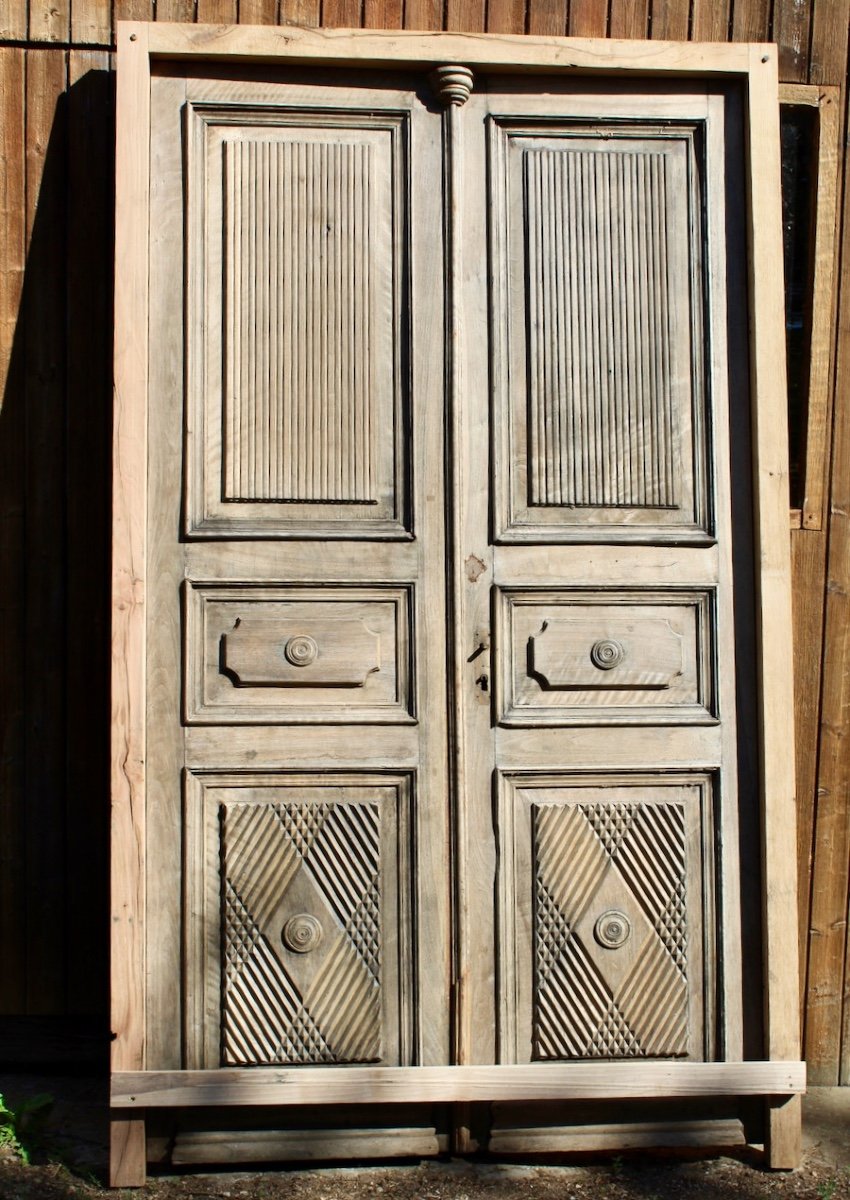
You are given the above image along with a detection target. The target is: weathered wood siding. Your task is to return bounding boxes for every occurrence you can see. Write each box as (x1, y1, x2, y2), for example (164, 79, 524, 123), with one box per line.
(1, 0, 848, 1084)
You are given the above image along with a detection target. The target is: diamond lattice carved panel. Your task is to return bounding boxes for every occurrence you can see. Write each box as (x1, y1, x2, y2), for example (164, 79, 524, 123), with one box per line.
(497, 774, 712, 1064)
(222, 799, 382, 1065)
(533, 799, 690, 1059)
(184, 773, 413, 1070)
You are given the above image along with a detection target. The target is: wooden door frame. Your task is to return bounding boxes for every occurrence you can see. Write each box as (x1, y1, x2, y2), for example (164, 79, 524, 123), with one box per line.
(111, 24, 801, 1186)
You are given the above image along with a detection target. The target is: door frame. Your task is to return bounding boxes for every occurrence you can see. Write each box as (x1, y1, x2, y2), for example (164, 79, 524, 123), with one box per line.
(111, 23, 801, 1186)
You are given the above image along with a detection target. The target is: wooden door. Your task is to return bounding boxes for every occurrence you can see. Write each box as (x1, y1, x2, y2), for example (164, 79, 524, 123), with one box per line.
(145, 64, 451, 1098)
(113, 31, 799, 1182)
(450, 77, 754, 1119)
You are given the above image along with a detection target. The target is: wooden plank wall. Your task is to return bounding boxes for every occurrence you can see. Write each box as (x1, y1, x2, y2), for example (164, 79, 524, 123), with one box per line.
(0, 0, 848, 1083)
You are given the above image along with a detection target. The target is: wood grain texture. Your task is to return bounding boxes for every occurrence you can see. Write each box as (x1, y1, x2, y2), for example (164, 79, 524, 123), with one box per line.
(730, 0, 769, 41)
(112, 1061, 806, 1107)
(141, 26, 753, 71)
(197, 0, 239, 20)
(113, 0, 155, 23)
(798, 86, 841, 530)
(363, 0, 403, 27)
(691, 0, 730, 41)
(487, 0, 526, 33)
(773, 0, 812, 82)
(0, 47, 27, 1014)
(790, 526, 828, 1018)
(568, 0, 608, 35)
(0, 0, 28, 40)
(808, 0, 850, 86)
(110, 21, 150, 1188)
(239, 0, 278, 22)
(321, 0, 364, 26)
(280, 0, 321, 23)
(526, 0, 567, 35)
(404, 0, 442, 29)
(807, 81, 850, 1084)
(446, 0, 487, 31)
(71, 0, 112, 44)
(24, 47, 68, 1015)
(649, 0, 688, 41)
(156, 0, 195, 21)
(746, 47, 802, 1165)
(608, 0, 648, 38)
(28, 0, 70, 42)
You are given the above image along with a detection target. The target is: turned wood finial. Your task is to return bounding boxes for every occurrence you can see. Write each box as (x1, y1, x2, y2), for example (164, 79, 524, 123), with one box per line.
(431, 64, 474, 107)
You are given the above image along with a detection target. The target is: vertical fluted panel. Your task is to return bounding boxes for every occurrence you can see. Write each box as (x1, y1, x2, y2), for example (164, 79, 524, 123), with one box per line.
(525, 148, 677, 510)
(224, 138, 374, 504)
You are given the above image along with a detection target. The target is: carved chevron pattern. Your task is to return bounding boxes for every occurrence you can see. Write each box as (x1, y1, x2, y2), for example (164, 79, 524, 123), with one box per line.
(221, 798, 382, 1066)
(532, 800, 689, 1060)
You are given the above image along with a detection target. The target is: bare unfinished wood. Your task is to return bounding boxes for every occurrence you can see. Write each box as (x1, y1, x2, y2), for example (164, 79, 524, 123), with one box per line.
(487, 0, 525, 33)
(28, 0, 70, 42)
(808, 0, 850, 87)
(71, 0, 112, 44)
(155, 0, 195, 21)
(746, 46, 801, 1167)
(808, 69, 850, 1086)
(790, 526, 828, 1013)
(774, 0, 811, 82)
(139, 23, 755, 72)
(112, 1061, 806, 1107)
(649, 0, 689, 41)
(691, 0, 730, 42)
(0, 0, 27, 39)
(731, 0, 769, 42)
(196, 0, 238, 22)
(111, 21, 150, 1190)
(526, 0, 567, 36)
(568, 0, 607, 36)
(239, 0, 278, 21)
(404, 0, 442, 30)
(609, 0, 648, 39)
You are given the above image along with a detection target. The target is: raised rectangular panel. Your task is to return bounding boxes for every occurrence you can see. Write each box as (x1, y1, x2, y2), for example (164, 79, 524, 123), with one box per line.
(184, 772, 414, 1069)
(495, 589, 715, 725)
(490, 121, 710, 543)
(186, 105, 410, 538)
(497, 773, 714, 1064)
(185, 584, 414, 724)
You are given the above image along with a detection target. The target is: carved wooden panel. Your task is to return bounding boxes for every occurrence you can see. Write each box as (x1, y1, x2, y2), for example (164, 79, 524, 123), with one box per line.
(490, 121, 710, 543)
(186, 106, 410, 538)
(184, 584, 414, 724)
(497, 774, 713, 1064)
(184, 773, 413, 1070)
(495, 589, 715, 725)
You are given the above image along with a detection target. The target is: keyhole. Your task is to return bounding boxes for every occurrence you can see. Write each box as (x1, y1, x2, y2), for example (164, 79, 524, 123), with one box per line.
(476, 673, 489, 693)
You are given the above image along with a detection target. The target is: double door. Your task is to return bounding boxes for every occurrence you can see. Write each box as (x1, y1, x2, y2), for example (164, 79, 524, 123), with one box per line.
(144, 58, 752, 1123)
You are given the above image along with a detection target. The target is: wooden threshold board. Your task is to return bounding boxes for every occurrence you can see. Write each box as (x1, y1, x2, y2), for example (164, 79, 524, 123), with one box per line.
(112, 1062, 805, 1108)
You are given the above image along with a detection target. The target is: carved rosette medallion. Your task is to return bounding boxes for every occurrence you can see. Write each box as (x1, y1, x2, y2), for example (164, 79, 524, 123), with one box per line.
(430, 64, 474, 107)
(594, 909, 632, 949)
(282, 913, 324, 954)
(590, 638, 625, 670)
(284, 634, 319, 668)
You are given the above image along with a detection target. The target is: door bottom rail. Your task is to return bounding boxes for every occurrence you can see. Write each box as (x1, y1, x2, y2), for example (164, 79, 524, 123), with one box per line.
(111, 1061, 805, 1109)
